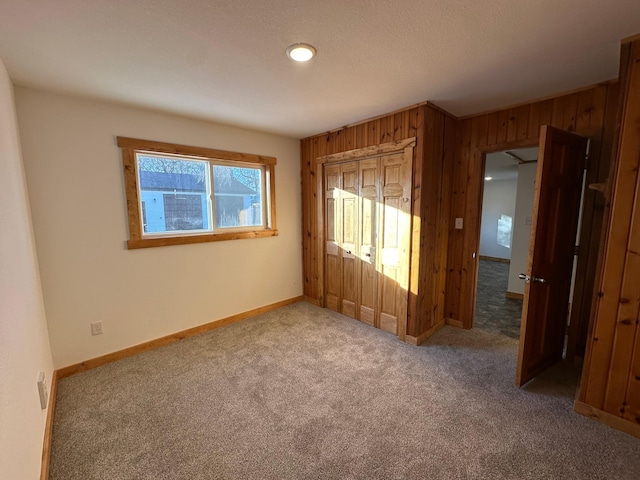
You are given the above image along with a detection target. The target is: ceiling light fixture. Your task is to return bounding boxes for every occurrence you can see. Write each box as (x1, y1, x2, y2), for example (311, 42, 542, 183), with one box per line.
(286, 43, 316, 62)
(485, 176, 493, 181)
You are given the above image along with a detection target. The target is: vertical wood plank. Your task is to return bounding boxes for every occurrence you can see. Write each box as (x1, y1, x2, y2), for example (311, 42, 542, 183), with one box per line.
(562, 93, 579, 132)
(516, 105, 530, 141)
(407, 107, 425, 337)
(487, 111, 499, 146)
(576, 89, 594, 133)
(496, 109, 509, 145)
(582, 41, 640, 410)
(527, 102, 541, 139)
(344, 126, 357, 151)
(538, 99, 554, 128)
(506, 108, 519, 143)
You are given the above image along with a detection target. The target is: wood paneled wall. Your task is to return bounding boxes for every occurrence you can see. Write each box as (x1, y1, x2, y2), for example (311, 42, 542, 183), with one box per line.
(301, 104, 454, 340)
(445, 82, 620, 357)
(302, 82, 618, 349)
(577, 37, 640, 437)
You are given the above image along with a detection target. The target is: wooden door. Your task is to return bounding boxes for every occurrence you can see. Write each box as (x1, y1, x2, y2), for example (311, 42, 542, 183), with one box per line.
(340, 163, 359, 318)
(358, 158, 380, 326)
(378, 152, 413, 335)
(516, 126, 588, 386)
(324, 163, 341, 312)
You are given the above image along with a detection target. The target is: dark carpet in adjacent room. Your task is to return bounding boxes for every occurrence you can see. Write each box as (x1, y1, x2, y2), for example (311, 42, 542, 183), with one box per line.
(475, 258, 523, 339)
(49, 302, 640, 479)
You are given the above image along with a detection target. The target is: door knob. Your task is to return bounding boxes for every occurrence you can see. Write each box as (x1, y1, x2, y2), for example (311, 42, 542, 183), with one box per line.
(518, 273, 546, 284)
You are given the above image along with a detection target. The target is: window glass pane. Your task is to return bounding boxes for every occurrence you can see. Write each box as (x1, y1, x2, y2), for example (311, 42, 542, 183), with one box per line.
(137, 154, 210, 234)
(497, 214, 512, 248)
(213, 165, 263, 228)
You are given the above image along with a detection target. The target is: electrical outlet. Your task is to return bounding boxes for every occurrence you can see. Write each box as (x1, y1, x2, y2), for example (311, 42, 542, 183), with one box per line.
(37, 371, 48, 410)
(91, 321, 103, 336)
(455, 217, 464, 229)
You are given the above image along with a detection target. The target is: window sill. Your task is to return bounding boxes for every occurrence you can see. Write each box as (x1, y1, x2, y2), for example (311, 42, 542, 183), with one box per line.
(127, 229, 278, 249)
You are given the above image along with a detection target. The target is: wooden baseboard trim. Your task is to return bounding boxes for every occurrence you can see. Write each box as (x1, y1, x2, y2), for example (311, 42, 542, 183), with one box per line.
(479, 255, 511, 263)
(40, 370, 58, 480)
(574, 400, 640, 439)
(303, 295, 321, 307)
(406, 320, 445, 346)
(57, 296, 304, 379)
(445, 317, 465, 328)
(505, 291, 524, 300)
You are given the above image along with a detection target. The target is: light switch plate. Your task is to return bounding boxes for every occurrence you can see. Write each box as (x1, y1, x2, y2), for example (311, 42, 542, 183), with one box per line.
(455, 218, 463, 229)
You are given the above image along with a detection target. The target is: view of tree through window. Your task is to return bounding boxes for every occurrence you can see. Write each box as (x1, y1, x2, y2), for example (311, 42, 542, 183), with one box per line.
(135, 154, 265, 234)
(213, 165, 262, 228)
(119, 136, 277, 249)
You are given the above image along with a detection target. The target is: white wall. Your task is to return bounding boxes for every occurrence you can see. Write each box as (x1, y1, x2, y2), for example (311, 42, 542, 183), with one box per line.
(507, 162, 537, 295)
(15, 88, 302, 368)
(0, 62, 54, 479)
(479, 178, 517, 260)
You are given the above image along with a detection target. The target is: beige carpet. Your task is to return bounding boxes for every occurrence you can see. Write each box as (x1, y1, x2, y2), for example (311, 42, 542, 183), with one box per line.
(49, 302, 640, 479)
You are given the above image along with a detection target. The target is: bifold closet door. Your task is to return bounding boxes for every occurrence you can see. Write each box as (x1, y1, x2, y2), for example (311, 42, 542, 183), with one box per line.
(378, 152, 412, 335)
(324, 161, 359, 317)
(323, 152, 411, 335)
(358, 158, 380, 326)
(324, 163, 341, 312)
(339, 162, 359, 318)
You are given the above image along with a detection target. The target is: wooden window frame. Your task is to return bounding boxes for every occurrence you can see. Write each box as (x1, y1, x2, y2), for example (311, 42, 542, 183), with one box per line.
(118, 137, 278, 249)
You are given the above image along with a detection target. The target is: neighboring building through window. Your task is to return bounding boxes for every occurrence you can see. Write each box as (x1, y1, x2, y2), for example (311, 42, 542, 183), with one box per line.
(118, 137, 277, 249)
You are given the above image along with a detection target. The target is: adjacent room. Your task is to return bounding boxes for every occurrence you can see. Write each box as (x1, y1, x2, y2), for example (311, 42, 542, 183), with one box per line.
(2, 2, 640, 479)
(475, 147, 538, 339)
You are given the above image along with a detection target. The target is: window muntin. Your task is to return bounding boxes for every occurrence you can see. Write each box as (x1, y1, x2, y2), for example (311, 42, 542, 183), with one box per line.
(118, 137, 277, 249)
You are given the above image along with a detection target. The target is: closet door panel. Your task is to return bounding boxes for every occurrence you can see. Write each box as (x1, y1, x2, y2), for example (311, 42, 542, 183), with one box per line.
(324, 164, 341, 312)
(359, 158, 380, 326)
(378, 153, 412, 335)
(340, 163, 359, 318)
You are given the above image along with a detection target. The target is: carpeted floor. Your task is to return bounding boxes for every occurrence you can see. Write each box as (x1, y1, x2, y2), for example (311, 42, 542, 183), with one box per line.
(475, 259, 523, 339)
(50, 302, 640, 479)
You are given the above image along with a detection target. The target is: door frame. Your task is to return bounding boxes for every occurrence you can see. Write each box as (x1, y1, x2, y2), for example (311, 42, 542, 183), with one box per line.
(469, 139, 539, 330)
(315, 137, 416, 340)
(473, 142, 539, 332)
(469, 132, 593, 360)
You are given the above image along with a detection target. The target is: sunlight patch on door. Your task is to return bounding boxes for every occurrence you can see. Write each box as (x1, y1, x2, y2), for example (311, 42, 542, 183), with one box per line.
(497, 214, 513, 248)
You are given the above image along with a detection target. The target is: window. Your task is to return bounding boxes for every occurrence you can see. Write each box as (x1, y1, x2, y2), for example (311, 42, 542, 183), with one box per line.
(118, 137, 277, 249)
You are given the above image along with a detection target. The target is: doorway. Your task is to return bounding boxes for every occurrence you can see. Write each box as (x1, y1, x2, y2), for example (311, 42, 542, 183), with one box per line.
(471, 127, 589, 386)
(474, 146, 538, 339)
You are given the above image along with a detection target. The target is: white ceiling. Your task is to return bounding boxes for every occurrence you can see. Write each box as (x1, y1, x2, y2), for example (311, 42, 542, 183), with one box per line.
(1, 1, 639, 139)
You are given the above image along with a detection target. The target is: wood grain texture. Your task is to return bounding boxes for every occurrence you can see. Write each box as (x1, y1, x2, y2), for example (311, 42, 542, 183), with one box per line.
(127, 229, 278, 249)
(116, 137, 277, 164)
(317, 137, 416, 164)
(301, 105, 451, 341)
(580, 39, 640, 426)
(574, 400, 640, 438)
(56, 296, 304, 378)
(444, 83, 618, 335)
(515, 126, 588, 387)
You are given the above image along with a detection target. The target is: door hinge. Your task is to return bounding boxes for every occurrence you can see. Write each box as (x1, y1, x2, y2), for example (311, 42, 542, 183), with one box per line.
(574, 245, 580, 256)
